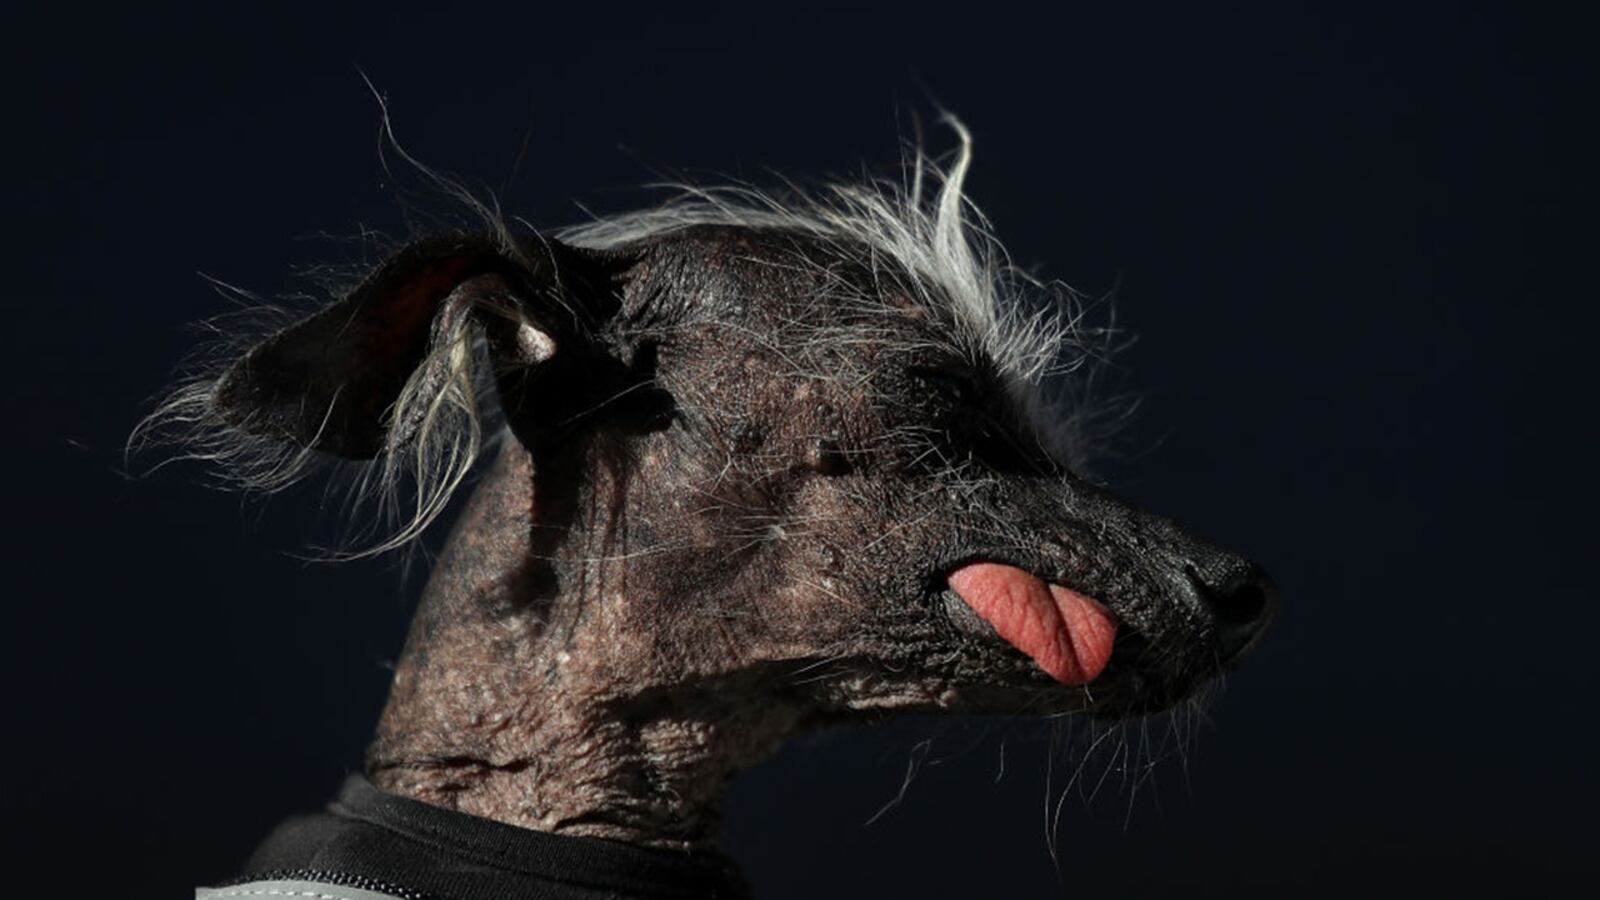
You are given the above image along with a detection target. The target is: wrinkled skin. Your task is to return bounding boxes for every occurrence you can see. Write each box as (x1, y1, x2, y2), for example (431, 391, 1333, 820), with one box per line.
(211, 224, 1275, 850)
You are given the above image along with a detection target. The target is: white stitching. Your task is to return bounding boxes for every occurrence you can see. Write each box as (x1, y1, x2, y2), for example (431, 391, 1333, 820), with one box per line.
(199, 883, 363, 890)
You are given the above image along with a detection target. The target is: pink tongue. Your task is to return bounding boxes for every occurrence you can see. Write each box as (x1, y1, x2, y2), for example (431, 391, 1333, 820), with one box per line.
(947, 562, 1117, 685)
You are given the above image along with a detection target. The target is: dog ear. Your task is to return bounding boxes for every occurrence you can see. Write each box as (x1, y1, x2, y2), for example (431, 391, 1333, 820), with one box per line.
(212, 231, 614, 458)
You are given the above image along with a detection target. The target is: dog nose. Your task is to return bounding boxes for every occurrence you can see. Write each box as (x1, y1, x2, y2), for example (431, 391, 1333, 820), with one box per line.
(1190, 564, 1278, 664)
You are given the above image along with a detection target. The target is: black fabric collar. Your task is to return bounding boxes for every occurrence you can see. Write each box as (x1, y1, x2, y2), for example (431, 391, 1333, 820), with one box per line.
(239, 775, 750, 900)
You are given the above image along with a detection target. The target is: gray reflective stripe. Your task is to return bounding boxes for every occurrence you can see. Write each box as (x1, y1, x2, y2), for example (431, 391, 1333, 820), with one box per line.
(196, 880, 408, 900)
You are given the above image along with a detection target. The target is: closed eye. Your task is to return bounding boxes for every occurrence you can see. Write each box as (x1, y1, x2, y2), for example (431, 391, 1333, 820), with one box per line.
(908, 365, 1057, 476)
(908, 365, 983, 405)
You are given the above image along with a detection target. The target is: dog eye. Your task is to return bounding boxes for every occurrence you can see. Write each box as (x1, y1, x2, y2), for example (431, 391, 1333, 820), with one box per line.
(909, 365, 983, 405)
(908, 365, 1053, 475)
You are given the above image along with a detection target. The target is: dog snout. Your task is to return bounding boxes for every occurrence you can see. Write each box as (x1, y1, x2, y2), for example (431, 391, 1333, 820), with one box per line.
(1187, 562, 1278, 665)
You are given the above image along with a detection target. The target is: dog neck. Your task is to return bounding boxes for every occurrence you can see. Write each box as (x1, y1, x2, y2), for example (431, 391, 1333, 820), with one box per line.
(366, 441, 805, 849)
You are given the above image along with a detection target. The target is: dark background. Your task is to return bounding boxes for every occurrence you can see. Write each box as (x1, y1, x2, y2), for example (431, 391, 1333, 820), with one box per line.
(6, 3, 1595, 897)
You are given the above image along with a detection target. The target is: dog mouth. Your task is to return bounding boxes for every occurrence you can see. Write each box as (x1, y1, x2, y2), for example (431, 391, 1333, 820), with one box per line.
(945, 561, 1119, 685)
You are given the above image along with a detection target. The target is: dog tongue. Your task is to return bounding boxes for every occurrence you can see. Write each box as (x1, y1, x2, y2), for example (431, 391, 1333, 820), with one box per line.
(947, 562, 1117, 685)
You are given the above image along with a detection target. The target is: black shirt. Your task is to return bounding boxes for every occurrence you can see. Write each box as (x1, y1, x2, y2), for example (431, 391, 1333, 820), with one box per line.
(207, 775, 751, 900)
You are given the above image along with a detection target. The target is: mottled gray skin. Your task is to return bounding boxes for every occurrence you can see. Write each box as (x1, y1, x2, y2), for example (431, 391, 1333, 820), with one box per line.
(208, 224, 1274, 852)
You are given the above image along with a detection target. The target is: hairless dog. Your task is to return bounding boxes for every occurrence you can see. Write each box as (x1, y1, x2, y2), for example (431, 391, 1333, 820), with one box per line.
(154, 125, 1276, 899)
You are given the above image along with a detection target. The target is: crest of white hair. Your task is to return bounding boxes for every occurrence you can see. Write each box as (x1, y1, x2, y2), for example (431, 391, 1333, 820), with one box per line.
(564, 119, 1093, 383)
(559, 118, 1116, 466)
(132, 120, 1118, 558)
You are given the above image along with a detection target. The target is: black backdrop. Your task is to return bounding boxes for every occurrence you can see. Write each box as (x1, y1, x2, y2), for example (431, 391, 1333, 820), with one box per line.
(7, 3, 1595, 897)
